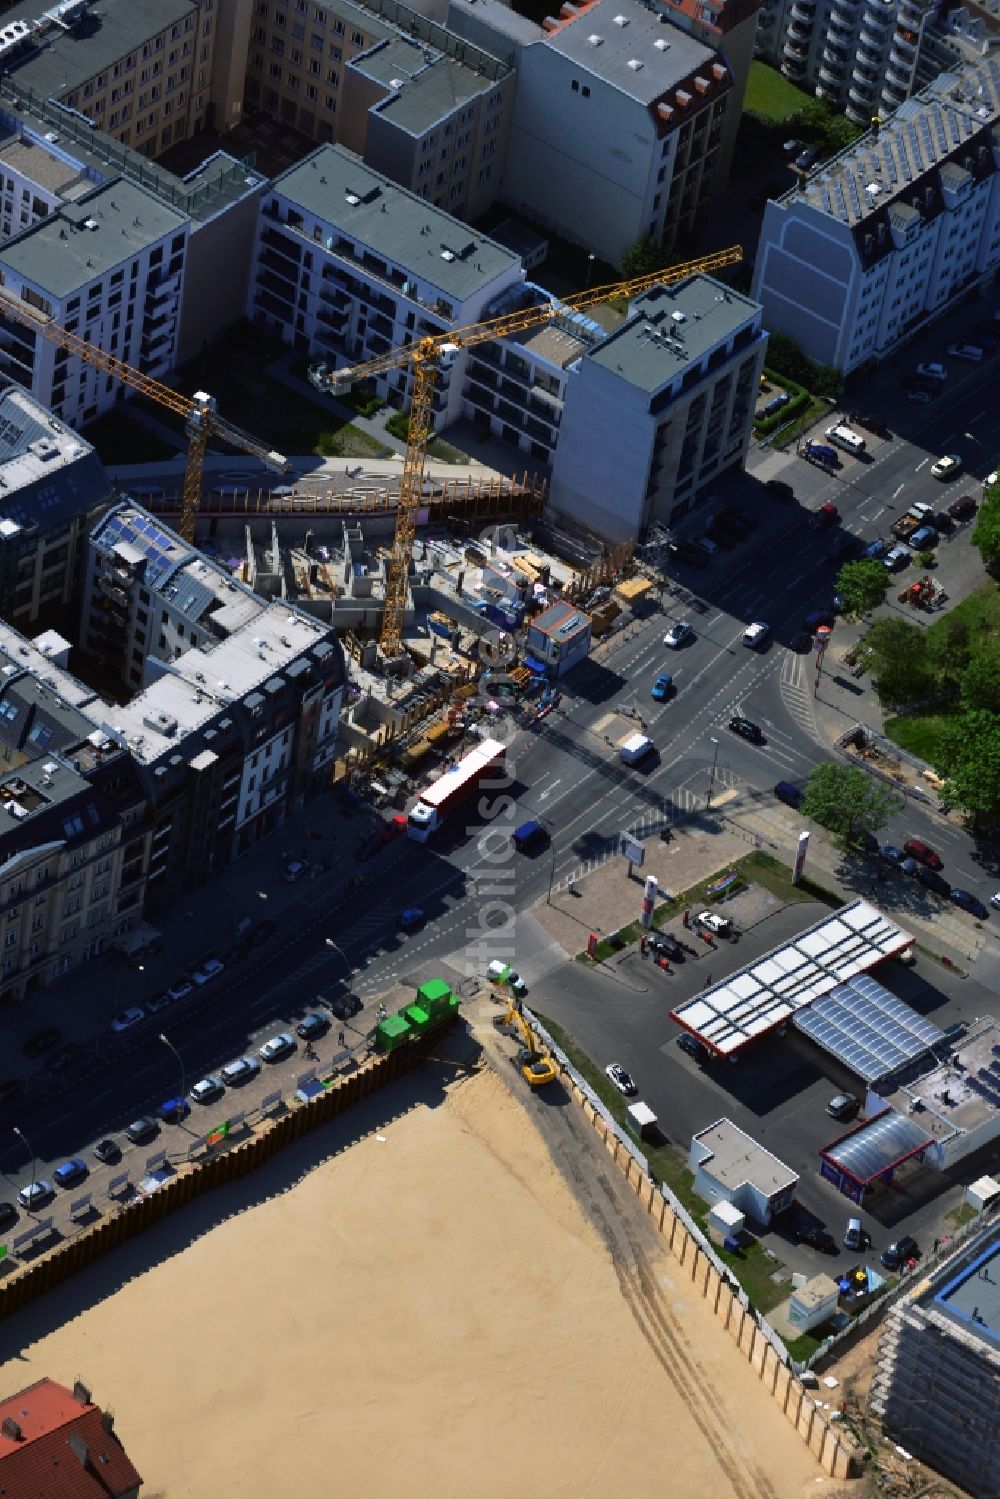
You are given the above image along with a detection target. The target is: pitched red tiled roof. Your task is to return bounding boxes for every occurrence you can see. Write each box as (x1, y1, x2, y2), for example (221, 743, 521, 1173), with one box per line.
(0, 1379, 142, 1498)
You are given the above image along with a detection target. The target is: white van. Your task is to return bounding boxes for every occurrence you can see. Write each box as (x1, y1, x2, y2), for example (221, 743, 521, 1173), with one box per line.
(619, 733, 655, 766)
(825, 424, 866, 456)
(946, 342, 983, 363)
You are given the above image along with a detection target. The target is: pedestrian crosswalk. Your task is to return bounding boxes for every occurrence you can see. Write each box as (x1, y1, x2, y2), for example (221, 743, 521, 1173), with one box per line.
(779, 652, 819, 740)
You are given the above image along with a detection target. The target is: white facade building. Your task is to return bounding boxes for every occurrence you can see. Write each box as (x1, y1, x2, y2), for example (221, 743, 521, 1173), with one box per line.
(0, 176, 188, 426)
(752, 58, 1000, 375)
(547, 275, 766, 541)
(689, 1116, 799, 1226)
(248, 143, 524, 419)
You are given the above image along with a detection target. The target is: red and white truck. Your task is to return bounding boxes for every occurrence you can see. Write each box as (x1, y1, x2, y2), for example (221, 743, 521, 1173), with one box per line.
(406, 738, 507, 842)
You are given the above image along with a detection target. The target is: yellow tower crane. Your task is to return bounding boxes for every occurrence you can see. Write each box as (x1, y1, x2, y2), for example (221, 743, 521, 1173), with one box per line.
(0, 287, 289, 544)
(315, 245, 742, 659)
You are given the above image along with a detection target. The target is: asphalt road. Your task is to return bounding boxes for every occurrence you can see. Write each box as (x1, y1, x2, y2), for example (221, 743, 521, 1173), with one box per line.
(5, 326, 1000, 1238)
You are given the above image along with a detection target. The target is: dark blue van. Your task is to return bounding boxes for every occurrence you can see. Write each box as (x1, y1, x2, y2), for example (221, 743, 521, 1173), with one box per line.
(773, 781, 802, 809)
(512, 820, 546, 852)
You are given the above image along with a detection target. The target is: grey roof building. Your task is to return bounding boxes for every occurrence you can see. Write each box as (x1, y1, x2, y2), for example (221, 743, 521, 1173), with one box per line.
(0, 381, 113, 630)
(4, 0, 197, 102)
(871, 1224, 1000, 1495)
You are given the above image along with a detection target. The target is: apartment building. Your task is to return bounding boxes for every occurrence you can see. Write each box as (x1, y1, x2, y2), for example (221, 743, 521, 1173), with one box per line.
(752, 58, 1000, 373)
(870, 1225, 1000, 1496)
(80, 502, 345, 903)
(0, 382, 113, 633)
(453, 0, 733, 266)
(249, 143, 523, 419)
(0, 177, 189, 426)
(5, 0, 224, 158)
(0, 618, 148, 1005)
(757, 0, 996, 123)
(243, 0, 513, 220)
(548, 275, 767, 540)
(0, 88, 268, 366)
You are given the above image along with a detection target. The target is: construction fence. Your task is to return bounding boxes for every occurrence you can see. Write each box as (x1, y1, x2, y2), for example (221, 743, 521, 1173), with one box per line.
(531, 1008, 862, 1482)
(0, 1025, 454, 1322)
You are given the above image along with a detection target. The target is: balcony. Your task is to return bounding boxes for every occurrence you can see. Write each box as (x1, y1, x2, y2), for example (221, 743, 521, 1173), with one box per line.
(889, 29, 918, 62)
(857, 26, 888, 55)
(885, 57, 912, 89)
(829, 0, 859, 22)
(818, 61, 848, 86)
(860, 3, 893, 34)
(786, 16, 812, 40)
(788, 0, 816, 19)
(848, 78, 878, 109)
(856, 39, 886, 66)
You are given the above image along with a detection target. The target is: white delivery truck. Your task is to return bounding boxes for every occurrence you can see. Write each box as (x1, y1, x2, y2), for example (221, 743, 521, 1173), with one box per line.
(825, 424, 866, 456)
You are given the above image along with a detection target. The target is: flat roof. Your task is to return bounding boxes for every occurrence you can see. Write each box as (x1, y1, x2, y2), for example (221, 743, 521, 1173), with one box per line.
(586, 278, 760, 393)
(0, 134, 82, 195)
(0, 382, 110, 532)
(670, 899, 913, 1056)
(793, 972, 943, 1085)
(693, 1117, 798, 1195)
(358, 36, 494, 135)
(820, 1109, 934, 1188)
(270, 145, 520, 305)
(0, 177, 186, 298)
(530, 600, 590, 637)
(935, 1238, 1000, 1347)
(545, 0, 719, 104)
(886, 1020, 1000, 1138)
(8, 0, 196, 99)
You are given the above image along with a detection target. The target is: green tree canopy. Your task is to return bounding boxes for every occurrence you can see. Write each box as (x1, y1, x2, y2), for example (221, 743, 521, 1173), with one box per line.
(960, 651, 1000, 714)
(800, 763, 903, 851)
(621, 236, 672, 279)
(971, 490, 1000, 575)
(865, 618, 934, 706)
(836, 558, 889, 618)
(935, 709, 1000, 822)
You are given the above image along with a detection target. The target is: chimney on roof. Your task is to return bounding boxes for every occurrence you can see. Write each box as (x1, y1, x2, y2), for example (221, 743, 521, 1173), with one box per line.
(72, 1381, 92, 1406)
(67, 1432, 90, 1469)
(101, 1409, 115, 1434)
(1, 1417, 23, 1441)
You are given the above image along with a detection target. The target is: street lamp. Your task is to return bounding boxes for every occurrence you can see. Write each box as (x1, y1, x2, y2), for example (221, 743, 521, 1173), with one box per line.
(13, 1125, 35, 1198)
(705, 737, 720, 812)
(585, 253, 596, 287)
(159, 1032, 186, 1101)
(325, 938, 350, 979)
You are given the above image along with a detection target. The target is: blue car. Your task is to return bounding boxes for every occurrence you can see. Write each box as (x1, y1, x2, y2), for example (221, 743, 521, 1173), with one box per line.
(880, 844, 905, 865)
(53, 1158, 88, 1189)
(159, 1096, 190, 1123)
(950, 889, 988, 918)
(651, 673, 673, 701)
(398, 907, 426, 932)
(864, 538, 888, 561)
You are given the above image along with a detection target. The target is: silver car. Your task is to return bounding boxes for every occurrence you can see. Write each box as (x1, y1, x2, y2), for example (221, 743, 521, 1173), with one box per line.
(258, 1032, 296, 1064)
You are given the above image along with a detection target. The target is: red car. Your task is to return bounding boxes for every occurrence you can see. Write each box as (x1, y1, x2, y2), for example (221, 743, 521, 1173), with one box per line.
(903, 838, 942, 871)
(379, 815, 407, 844)
(810, 503, 839, 530)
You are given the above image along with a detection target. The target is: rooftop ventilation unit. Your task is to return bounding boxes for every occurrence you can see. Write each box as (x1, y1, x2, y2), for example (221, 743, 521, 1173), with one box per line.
(587, 32, 603, 43)
(627, 58, 643, 70)
(613, 12, 629, 23)
(345, 192, 361, 205)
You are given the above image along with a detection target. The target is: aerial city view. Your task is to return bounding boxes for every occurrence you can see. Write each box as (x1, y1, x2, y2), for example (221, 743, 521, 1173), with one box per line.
(0, 0, 999, 1494)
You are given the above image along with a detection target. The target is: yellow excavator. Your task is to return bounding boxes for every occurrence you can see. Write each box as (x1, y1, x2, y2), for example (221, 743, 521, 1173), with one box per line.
(497, 999, 557, 1088)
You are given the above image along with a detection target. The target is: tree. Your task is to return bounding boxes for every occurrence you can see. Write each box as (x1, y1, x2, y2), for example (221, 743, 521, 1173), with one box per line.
(800, 763, 902, 851)
(621, 235, 672, 279)
(935, 710, 1000, 822)
(928, 614, 972, 681)
(836, 558, 888, 618)
(960, 651, 1000, 714)
(972, 491, 1000, 576)
(865, 618, 934, 705)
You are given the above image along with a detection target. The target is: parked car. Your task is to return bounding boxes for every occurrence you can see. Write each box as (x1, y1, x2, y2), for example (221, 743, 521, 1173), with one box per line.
(880, 844, 905, 866)
(650, 933, 684, 961)
(864, 538, 888, 561)
(296, 1012, 330, 1041)
(165, 979, 194, 1003)
(650, 672, 673, 701)
(0, 1201, 17, 1231)
(259, 1032, 296, 1064)
(663, 621, 694, 649)
(883, 545, 912, 572)
(696, 910, 733, 935)
(397, 907, 426, 932)
(903, 838, 942, 870)
(605, 1062, 637, 1096)
(728, 716, 763, 743)
(826, 1092, 859, 1121)
(221, 1056, 262, 1086)
(110, 1006, 146, 1034)
(53, 1158, 88, 1189)
(907, 387, 934, 404)
(931, 453, 962, 480)
(880, 1235, 919, 1270)
(676, 1032, 706, 1060)
(17, 1180, 54, 1210)
(193, 958, 225, 986)
(93, 1138, 121, 1165)
(798, 1226, 838, 1254)
(950, 888, 989, 918)
(146, 993, 175, 1014)
(159, 1096, 190, 1123)
(125, 1117, 159, 1145)
(0, 1079, 25, 1110)
(947, 494, 977, 521)
(23, 1027, 61, 1058)
(915, 362, 948, 383)
(190, 1076, 224, 1105)
(909, 525, 938, 550)
(283, 860, 308, 883)
(794, 145, 821, 171)
(843, 1216, 867, 1251)
(932, 510, 955, 533)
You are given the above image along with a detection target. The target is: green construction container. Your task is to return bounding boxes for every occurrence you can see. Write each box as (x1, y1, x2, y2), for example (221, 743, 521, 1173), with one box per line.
(403, 1003, 432, 1033)
(376, 1014, 412, 1051)
(417, 978, 452, 1016)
